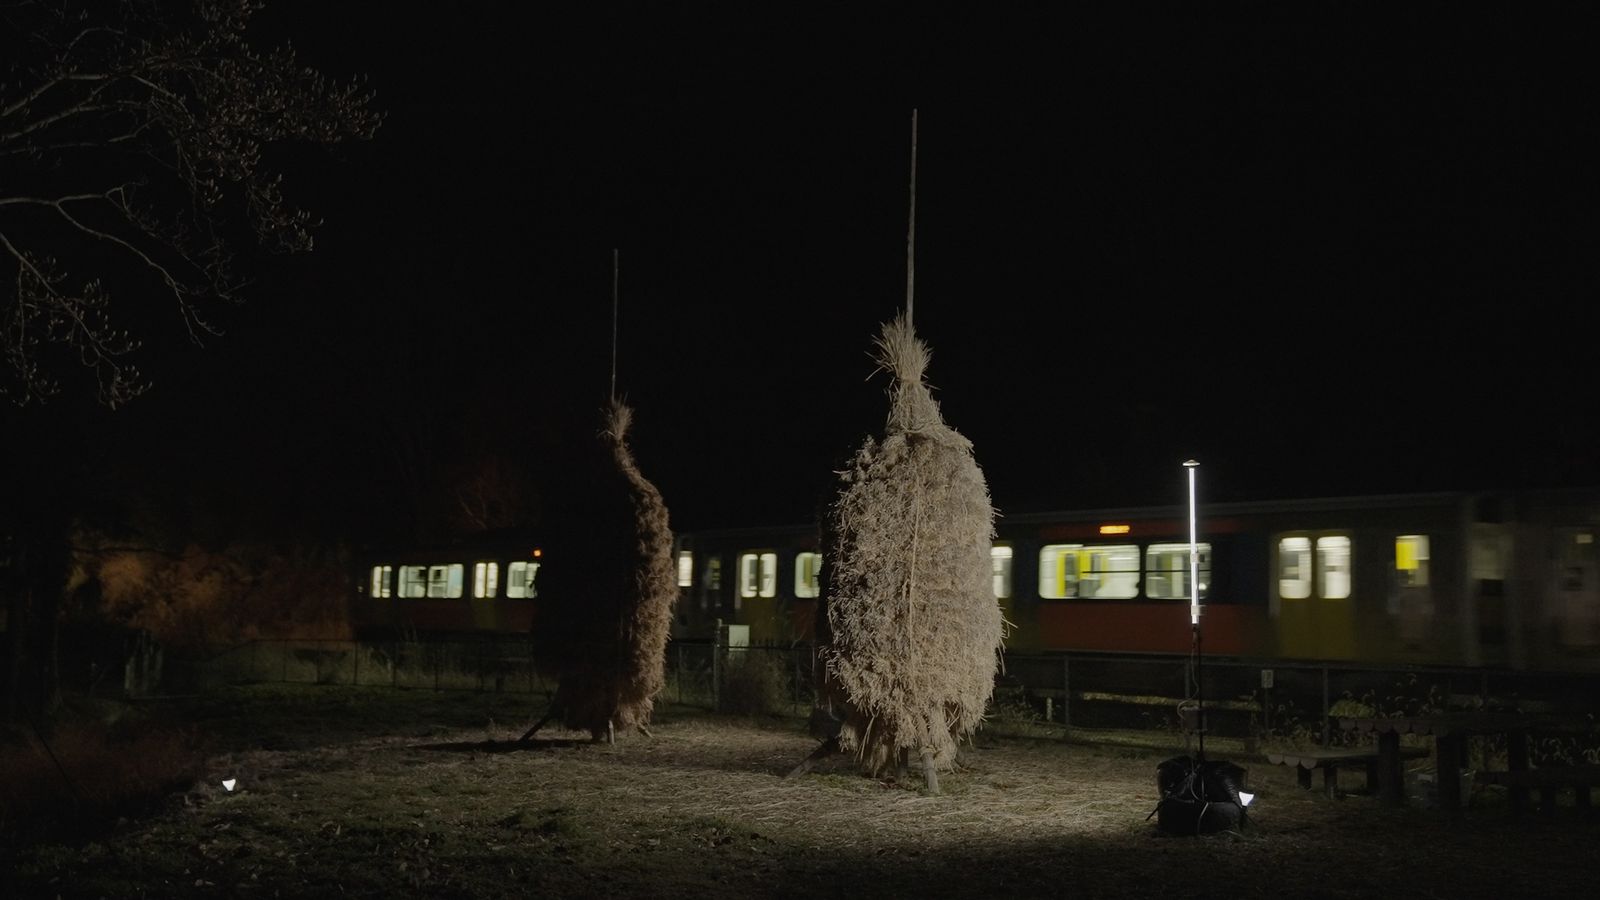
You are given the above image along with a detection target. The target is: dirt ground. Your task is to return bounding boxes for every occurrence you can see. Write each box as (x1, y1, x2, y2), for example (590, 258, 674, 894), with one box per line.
(4, 686, 1596, 899)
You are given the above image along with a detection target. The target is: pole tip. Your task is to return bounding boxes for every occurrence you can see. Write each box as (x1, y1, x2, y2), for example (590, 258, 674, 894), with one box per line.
(1183, 459, 1199, 468)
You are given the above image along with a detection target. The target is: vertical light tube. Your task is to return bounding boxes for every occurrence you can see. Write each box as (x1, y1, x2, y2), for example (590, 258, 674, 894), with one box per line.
(1185, 460, 1199, 626)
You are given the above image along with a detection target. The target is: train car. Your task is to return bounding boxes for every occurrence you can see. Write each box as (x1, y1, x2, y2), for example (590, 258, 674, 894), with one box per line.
(350, 529, 547, 639)
(345, 486, 1600, 672)
(671, 524, 824, 645)
(670, 487, 1600, 672)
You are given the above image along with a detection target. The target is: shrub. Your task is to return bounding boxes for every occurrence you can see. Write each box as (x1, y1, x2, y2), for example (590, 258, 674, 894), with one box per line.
(87, 540, 352, 653)
(720, 652, 789, 717)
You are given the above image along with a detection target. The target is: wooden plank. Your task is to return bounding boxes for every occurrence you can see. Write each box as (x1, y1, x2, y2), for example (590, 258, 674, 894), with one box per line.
(1266, 747, 1428, 769)
(1475, 766, 1600, 788)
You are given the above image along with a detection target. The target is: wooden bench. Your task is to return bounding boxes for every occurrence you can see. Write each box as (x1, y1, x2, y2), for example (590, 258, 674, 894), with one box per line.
(1267, 747, 1430, 798)
(1474, 765, 1600, 816)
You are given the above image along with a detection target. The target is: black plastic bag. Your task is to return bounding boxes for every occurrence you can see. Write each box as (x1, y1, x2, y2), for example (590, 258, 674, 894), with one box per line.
(1150, 755, 1249, 835)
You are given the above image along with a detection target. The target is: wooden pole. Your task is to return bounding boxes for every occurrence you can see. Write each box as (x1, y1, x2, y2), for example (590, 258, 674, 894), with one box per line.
(905, 109, 918, 330)
(610, 249, 619, 403)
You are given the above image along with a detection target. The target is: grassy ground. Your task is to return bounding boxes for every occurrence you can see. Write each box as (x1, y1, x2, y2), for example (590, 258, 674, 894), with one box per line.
(2, 684, 1595, 899)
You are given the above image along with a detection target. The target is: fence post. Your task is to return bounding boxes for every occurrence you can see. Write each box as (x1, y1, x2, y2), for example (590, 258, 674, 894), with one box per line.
(1322, 666, 1332, 746)
(1062, 655, 1071, 737)
(712, 619, 723, 712)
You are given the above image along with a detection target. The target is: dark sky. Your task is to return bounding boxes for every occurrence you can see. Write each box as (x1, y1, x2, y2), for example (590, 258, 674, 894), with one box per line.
(22, 3, 1600, 544)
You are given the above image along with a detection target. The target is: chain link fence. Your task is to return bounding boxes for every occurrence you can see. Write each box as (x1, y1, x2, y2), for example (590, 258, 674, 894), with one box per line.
(159, 637, 1600, 752)
(167, 635, 822, 717)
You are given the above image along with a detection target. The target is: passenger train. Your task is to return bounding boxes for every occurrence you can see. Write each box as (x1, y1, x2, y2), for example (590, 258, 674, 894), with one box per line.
(350, 487, 1600, 672)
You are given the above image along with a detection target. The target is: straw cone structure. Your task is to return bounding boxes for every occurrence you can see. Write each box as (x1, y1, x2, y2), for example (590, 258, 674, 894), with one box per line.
(533, 399, 677, 739)
(818, 314, 1005, 778)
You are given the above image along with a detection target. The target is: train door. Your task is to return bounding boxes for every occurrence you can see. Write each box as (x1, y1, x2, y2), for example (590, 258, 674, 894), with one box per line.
(1469, 522, 1512, 662)
(1550, 528, 1600, 649)
(1271, 531, 1355, 660)
(1389, 534, 1433, 651)
(469, 560, 499, 630)
(791, 550, 823, 642)
(735, 549, 780, 643)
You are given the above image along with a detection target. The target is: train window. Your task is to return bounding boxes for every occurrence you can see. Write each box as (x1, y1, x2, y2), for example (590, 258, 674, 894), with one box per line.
(677, 551, 694, 588)
(1081, 545, 1139, 599)
(398, 565, 427, 598)
(473, 562, 499, 599)
(705, 557, 722, 591)
(739, 552, 778, 599)
(1470, 524, 1510, 580)
(1039, 543, 1138, 599)
(427, 564, 464, 598)
(1557, 530, 1597, 592)
(794, 552, 823, 598)
(1145, 543, 1210, 600)
(370, 565, 392, 598)
(1318, 536, 1351, 599)
(1039, 544, 1082, 598)
(991, 545, 1013, 599)
(1278, 537, 1312, 599)
(1395, 535, 1430, 588)
(507, 561, 540, 598)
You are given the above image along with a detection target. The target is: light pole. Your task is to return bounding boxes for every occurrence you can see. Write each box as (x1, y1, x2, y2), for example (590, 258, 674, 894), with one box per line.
(1184, 460, 1203, 760)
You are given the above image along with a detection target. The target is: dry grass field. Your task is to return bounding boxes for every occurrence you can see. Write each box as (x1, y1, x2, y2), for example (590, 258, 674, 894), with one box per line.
(2, 685, 1595, 899)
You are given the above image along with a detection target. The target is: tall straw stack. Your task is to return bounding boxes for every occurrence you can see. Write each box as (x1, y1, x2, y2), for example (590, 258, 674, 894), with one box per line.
(818, 313, 1005, 780)
(532, 399, 677, 740)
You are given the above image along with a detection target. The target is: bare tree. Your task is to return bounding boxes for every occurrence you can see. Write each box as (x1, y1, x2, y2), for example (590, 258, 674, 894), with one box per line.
(0, 0, 381, 406)
(0, 0, 379, 722)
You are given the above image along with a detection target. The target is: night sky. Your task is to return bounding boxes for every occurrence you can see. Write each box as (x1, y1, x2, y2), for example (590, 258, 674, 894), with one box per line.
(15, 4, 1600, 546)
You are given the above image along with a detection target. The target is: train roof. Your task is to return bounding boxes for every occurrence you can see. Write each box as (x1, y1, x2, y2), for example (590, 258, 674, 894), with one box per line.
(676, 485, 1600, 537)
(354, 527, 547, 562)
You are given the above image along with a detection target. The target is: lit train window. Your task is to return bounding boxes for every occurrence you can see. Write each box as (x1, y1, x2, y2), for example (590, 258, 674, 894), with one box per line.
(677, 551, 694, 588)
(991, 545, 1013, 599)
(1280, 534, 1352, 600)
(473, 562, 499, 599)
(794, 553, 822, 599)
(1278, 538, 1312, 599)
(739, 552, 778, 599)
(1318, 536, 1351, 599)
(1039, 544, 1082, 598)
(1395, 535, 1430, 588)
(1039, 544, 1138, 598)
(428, 564, 464, 598)
(1145, 543, 1210, 600)
(370, 565, 392, 598)
(398, 565, 427, 598)
(507, 561, 540, 598)
(1080, 545, 1139, 598)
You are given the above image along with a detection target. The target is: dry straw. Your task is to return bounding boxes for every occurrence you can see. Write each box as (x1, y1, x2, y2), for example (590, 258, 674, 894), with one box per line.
(530, 399, 677, 740)
(818, 313, 1005, 781)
